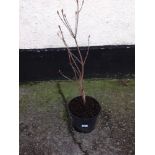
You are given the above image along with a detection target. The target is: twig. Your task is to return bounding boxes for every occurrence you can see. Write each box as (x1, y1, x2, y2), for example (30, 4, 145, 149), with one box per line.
(79, 0, 85, 12)
(84, 35, 90, 64)
(59, 70, 73, 81)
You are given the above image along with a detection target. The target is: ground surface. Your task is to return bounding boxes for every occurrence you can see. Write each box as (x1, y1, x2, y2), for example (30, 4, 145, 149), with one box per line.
(19, 79, 135, 155)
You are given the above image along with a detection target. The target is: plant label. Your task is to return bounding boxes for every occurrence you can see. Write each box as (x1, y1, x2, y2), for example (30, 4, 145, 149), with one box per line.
(81, 124, 88, 128)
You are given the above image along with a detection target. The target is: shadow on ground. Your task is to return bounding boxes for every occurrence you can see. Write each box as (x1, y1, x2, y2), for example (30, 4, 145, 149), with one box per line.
(19, 79, 135, 155)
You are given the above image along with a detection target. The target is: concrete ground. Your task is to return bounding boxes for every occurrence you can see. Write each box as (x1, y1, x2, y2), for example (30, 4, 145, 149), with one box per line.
(19, 79, 135, 155)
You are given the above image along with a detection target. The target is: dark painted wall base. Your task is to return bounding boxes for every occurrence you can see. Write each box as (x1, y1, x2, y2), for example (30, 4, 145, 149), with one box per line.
(19, 45, 135, 82)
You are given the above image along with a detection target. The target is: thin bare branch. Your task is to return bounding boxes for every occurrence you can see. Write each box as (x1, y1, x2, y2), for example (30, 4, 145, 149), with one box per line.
(84, 35, 90, 64)
(74, 38, 84, 63)
(75, 11, 79, 37)
(74, 0, 84, 37)
(62, 14, 75, 37)
(61, 10, 75, 37)
(57, 10, 75, 38)
(58, 26, 81, 67)
(57, 11, 69, 29)
(58, 25, 81, 78)
(59, 70, 73, 81)
(79, 0, 85, 12)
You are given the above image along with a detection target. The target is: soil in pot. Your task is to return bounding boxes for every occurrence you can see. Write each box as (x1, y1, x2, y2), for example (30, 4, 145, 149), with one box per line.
(69, 96, 100, 118)
(68, 96, 101, 133)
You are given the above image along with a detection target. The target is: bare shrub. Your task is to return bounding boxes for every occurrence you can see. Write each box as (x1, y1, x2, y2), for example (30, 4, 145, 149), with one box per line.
(57, 0, 90, 104)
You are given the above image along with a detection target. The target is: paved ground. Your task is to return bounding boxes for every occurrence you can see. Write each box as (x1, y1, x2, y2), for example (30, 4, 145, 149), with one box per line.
(19, 79, 135, 155)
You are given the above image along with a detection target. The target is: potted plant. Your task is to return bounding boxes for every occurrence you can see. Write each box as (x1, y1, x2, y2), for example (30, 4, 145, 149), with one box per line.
(57, 0, 101, 133)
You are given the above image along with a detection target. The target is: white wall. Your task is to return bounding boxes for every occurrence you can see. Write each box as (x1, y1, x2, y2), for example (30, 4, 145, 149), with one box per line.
(20, 0, 134, 49)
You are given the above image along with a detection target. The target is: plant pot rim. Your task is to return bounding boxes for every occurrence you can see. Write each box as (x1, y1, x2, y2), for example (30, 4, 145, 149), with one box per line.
(68, 95, 101, 119)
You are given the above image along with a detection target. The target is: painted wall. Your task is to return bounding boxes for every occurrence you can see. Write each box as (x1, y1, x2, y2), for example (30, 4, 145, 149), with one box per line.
(20, 0, 134, 49)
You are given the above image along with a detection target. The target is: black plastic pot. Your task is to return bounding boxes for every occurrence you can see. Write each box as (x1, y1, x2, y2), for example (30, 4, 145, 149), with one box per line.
(68, 96, 101, 133)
